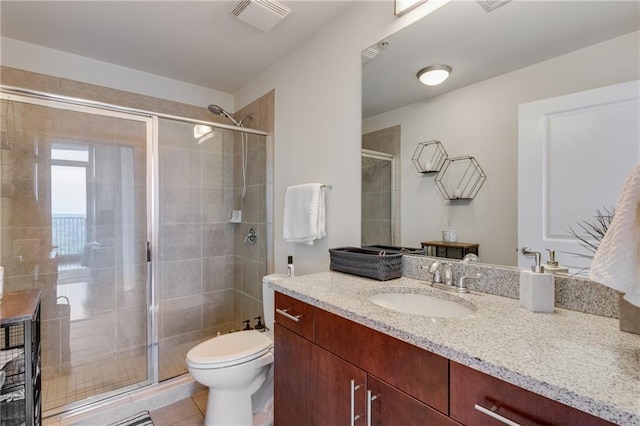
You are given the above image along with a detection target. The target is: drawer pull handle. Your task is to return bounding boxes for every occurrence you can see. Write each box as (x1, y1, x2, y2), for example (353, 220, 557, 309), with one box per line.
(474, 404, 521, 426)
(276, 308, 302, 322)
(366, 390, 378, 426)
(350, 379, 362, 425)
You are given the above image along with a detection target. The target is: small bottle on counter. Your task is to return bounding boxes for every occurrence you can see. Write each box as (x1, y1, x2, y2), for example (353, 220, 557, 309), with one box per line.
(287, 256, 295, 277)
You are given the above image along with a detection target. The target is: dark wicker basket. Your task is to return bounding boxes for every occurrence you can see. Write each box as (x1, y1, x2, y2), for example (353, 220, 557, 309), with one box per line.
(329, 247, 402, 281)
(361, 245, 426, 255)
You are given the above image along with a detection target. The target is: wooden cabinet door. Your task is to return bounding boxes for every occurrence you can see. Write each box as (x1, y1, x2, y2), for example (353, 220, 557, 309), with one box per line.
(274, 323, 315, 426)
(450, 362, 615, 426)
(367, 376, 461, 426)
(311, 340, 367, 425)
(315, 308, 449, 414)
(275, 323, 367, 426)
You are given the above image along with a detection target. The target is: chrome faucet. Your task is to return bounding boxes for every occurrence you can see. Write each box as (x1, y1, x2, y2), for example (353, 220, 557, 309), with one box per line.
(422, 260, 453, 287)
(421, 260, 481, 293)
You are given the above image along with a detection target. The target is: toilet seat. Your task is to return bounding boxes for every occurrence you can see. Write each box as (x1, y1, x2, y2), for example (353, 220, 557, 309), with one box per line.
(186, 330, 273, 369)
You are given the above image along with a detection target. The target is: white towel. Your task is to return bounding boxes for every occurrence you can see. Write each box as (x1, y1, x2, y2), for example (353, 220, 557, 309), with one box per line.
(590, 163, 640, 307)
(283, 183, 326, 245)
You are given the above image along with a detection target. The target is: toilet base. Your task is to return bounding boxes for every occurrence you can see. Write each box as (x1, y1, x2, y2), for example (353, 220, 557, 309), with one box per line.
(205, 388, 254, 426)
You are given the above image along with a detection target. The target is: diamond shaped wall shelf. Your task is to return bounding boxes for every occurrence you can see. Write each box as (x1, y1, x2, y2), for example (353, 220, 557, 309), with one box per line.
(434, 156, 486, 200)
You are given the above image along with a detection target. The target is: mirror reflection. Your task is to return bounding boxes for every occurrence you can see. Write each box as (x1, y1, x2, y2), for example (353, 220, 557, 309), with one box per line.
(361, 0, 640, 271)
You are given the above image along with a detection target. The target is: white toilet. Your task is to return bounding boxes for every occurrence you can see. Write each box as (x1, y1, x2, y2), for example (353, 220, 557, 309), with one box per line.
(186, 274, 285, 426)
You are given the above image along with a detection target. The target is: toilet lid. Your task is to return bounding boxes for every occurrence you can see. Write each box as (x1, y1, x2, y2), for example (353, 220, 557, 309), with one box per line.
(187, 330, 272, 366)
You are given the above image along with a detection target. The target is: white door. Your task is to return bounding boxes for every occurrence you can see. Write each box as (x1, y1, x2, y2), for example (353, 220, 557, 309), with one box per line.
(518, 80, 640, 274)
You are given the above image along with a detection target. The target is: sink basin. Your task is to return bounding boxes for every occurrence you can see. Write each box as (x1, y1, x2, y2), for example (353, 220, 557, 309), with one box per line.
(368, 292, 474, 318)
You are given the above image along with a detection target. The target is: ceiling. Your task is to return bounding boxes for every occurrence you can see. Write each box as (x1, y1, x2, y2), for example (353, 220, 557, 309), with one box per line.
(362, 0, 640, 118)
(2, 1, 638, 118)
(0, 1, 354, 95)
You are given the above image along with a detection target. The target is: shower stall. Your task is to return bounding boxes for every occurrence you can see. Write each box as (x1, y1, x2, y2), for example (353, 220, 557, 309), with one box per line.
(0, 86, 270, 416)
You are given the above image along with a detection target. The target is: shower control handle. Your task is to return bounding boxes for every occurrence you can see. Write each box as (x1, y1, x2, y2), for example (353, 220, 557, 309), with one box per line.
(244, 227, 257, 245)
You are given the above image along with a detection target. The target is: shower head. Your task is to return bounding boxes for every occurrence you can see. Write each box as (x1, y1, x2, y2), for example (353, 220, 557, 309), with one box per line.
(207, 104, 242, 127)
(238, 114, 254, 127)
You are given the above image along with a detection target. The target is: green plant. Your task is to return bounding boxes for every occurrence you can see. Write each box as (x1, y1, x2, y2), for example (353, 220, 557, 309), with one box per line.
(567, 206, 615, 260)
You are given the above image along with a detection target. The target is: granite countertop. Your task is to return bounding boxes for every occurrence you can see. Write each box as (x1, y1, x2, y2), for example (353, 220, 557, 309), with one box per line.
(267, 271, 640, 425)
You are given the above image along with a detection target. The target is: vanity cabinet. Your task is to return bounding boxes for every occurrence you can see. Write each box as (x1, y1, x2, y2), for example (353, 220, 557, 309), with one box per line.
(274, 291, 617, 426)
(450, 362, 614, 426)
(274, 292, 457, 426)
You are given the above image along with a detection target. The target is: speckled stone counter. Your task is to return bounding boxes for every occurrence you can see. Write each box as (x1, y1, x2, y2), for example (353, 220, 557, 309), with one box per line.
(267, 272, 640, 425)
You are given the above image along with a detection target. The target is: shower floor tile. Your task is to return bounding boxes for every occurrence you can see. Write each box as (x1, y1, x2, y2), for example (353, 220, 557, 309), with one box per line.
(42, 339, 204, 412)
(42, 352, 147, 412)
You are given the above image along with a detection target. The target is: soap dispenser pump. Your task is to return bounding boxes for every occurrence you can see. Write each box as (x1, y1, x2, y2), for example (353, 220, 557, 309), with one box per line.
(544, 249, 569, 274)
(519, 247, 555, 313)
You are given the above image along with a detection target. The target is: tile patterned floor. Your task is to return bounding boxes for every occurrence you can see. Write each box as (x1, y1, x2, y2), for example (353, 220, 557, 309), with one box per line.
(42, 340, 197, 411)
(42, 352, 148, 411)
(149, 389, 208, 426)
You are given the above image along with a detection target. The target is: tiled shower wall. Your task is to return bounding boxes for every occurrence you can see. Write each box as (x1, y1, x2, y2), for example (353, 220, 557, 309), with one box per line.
(1, 67, 275, 381)
(157, 118, 238, 373)
(362, 125, 401, 246)
(233, 93, 274, 327)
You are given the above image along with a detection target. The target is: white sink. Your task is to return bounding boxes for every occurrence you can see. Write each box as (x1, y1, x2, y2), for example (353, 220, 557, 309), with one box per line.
(368, 292, 474, 318)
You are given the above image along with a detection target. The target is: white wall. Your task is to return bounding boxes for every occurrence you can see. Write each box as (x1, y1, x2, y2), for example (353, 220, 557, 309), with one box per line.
(235, 1, 451, 275)
(363, 31, 640, 266)
(1, 37, 234, 111)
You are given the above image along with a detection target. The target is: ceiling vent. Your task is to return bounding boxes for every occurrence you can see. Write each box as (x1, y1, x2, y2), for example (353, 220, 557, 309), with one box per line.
(230, 0, 291, 32)
(477, 0, 512, 12)
(361, 47, 379, 64)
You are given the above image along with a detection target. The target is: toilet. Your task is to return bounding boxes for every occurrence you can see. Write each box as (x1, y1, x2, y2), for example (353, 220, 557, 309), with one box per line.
(186, 274, 285, 426)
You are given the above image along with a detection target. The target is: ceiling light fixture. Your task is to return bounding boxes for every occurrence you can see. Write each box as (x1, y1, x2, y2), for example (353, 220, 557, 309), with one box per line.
(417, 65, 452, 86)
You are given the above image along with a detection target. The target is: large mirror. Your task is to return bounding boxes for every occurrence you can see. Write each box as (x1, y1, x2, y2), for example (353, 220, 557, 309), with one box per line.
(361, 0, 640, 271)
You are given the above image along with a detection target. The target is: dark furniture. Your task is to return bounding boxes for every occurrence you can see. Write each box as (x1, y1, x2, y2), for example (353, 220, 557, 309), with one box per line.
(420, 241, 479, 260)
(1, 290, 42, 426)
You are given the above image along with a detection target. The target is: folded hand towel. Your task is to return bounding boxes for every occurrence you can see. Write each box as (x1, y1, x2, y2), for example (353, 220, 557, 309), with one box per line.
(283, 183, 326, 245)
(590, 163, 640, 307)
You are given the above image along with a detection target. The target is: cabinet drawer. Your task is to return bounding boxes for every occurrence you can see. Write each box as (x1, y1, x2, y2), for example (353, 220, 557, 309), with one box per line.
(315, 308, 449, 414)
(368, 375, 460, 426)
(450, 362, 615, 426)
(274, 292, 315, 341)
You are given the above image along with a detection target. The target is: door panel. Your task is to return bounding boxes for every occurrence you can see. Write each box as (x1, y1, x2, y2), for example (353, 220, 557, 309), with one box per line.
(518, 80, 640, 272)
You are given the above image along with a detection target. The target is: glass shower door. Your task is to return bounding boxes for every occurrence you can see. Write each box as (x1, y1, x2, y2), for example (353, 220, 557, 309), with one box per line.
(0, 94, 152, 413)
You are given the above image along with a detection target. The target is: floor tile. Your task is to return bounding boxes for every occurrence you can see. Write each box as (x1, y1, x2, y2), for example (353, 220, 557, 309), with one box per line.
(149, 397, 200, 426)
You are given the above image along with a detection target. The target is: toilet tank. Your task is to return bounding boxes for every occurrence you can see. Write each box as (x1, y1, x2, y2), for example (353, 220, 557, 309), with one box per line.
(262, 274, 287, 330)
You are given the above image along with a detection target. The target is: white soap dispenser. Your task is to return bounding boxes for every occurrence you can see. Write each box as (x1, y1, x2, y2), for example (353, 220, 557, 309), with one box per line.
(519, 247, 555, 313)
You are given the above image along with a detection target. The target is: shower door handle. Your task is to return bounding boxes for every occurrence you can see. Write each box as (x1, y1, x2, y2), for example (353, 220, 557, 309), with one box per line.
(146, 241, 151, 262)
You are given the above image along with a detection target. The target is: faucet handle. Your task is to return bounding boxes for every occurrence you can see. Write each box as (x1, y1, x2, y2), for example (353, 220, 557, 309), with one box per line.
(457, 273, 482, 293)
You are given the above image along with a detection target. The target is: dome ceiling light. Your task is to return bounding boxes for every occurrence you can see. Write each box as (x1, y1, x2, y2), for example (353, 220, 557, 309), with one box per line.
(417, 65, 452, 86)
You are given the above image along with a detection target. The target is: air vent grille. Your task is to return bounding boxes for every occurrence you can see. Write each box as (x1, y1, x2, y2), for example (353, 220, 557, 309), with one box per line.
(230, 0, 291, 31)
(477, 0, 512, 12)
